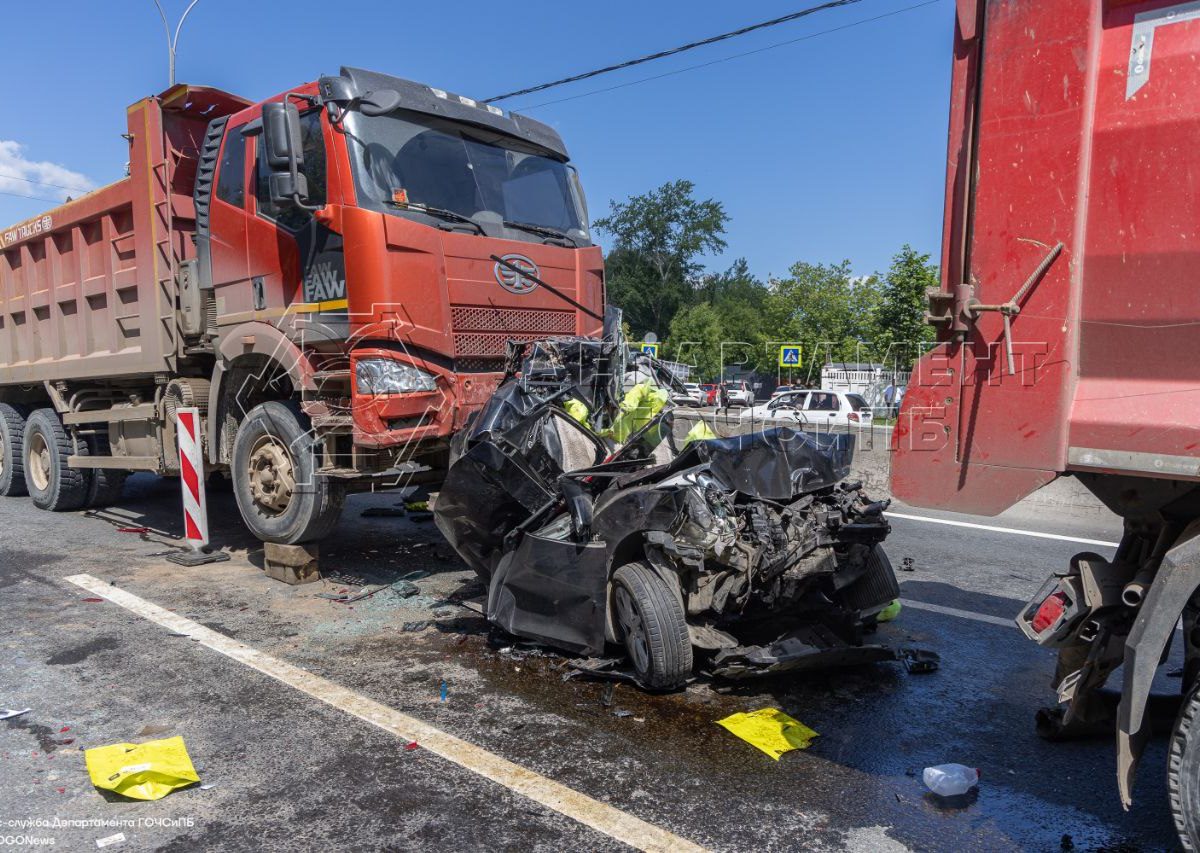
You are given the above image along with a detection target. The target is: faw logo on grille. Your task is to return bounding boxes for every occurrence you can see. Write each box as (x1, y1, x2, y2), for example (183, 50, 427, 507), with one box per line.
(493, 254, 539, 295)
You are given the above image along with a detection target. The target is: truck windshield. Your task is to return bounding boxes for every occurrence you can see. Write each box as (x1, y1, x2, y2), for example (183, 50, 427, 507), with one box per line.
(343, 109, 589, 244)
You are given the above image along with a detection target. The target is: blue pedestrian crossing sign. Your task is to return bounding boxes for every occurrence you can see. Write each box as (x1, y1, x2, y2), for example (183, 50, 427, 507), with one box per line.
(640, 343, 659, 358)
(778, 345, 802, 368)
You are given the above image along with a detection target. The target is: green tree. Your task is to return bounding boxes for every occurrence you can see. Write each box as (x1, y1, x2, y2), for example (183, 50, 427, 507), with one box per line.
(873, 245, 938, 366)
(664, 259, 771, 379)
(668, 302, 725, 380)
(594, 180, 728, 340)
(764, 260, 883, 367)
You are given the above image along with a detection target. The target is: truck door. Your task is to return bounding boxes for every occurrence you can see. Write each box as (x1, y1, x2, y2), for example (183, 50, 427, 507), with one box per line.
(209, 123, 252, 311)
(247, 110, 346, 326)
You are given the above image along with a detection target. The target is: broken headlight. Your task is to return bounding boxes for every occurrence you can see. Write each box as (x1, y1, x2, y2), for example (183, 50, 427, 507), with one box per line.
(355, 359, 437, 395)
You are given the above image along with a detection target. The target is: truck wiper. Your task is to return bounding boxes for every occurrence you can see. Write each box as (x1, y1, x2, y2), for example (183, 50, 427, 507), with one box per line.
(386, 200, 484, 234)
(503, 220, 578, 246)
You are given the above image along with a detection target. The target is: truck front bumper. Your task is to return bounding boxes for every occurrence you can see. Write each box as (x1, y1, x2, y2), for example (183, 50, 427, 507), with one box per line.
(349, 348, 502, 450)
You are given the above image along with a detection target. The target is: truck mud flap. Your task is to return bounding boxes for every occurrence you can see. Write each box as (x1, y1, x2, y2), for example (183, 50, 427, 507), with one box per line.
(487, 533, 609, 656)
(1118, 536, 1200, 808)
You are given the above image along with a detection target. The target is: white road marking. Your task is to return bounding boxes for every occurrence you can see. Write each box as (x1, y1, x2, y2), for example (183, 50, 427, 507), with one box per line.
(64, 574, 706, 853)
(887, 512, 1119, 548)
(899, 599, 1016, 628)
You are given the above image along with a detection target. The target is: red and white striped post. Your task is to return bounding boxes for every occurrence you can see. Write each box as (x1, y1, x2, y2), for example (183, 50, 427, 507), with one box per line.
(167, 407, 229, 566)
(177, 407, 208, 548)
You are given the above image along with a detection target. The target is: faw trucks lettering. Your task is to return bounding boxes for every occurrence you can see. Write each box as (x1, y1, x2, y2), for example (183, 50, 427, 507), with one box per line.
(2, 215, 52, 248)
(303, 262, 346, 303)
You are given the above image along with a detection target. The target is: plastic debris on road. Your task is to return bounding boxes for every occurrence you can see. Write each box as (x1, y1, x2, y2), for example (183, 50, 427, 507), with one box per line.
(0, 707, 32, 720)
(877, 599, 902, 622)
(716, 708, 819, 760)
(95, 832, 126, 848)
(923, 763, 980, 797)
(84, 736, 200, 801)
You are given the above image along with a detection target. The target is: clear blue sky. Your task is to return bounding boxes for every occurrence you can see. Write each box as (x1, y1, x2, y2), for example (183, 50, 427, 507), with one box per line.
(0, 0, 953, 279)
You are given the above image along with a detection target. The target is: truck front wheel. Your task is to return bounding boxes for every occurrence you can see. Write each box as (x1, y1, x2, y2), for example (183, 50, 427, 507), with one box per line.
(23, 409, 90, 511)
(0, 403, 29, 497)
(231, 401, 345, 544)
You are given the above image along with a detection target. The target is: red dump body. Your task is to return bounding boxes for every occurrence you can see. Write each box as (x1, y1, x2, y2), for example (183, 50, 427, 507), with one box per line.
(0, 87, 244, 381)
(892, 0, 1200, 513)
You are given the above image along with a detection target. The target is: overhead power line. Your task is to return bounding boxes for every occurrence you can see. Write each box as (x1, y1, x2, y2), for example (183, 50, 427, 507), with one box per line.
(0, 189, 63, 204)
(0, 171, 92, 193)
(513, 0, 942, 111)
(484, 0, 864, 103)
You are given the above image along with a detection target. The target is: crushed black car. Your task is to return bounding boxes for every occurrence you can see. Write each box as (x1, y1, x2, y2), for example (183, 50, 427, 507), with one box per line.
(434, 337, 904, 689)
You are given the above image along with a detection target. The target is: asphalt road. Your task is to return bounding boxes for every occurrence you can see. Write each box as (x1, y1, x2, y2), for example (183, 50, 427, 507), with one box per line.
(0, 470, 1183, 851)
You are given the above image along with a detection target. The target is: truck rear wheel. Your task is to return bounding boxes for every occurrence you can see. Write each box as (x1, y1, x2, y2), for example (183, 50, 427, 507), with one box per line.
(611, 562, 692, 690)
(1169, 677, 1200, 849)
(231, 401, 345, 544)
(0, 402, 29, 497)
(23, 408, 90, 511)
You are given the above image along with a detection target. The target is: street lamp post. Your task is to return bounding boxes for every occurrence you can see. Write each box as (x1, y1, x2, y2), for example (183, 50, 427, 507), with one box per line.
(151, 0, 202, 87)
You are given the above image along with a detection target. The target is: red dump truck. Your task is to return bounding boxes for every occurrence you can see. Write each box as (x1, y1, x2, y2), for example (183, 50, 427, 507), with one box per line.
(0, 67, 603, 543)
(892, 0, 1200, 843)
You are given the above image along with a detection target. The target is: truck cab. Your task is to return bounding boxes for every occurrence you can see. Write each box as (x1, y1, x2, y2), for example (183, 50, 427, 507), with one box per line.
(198, 67, 603, 461)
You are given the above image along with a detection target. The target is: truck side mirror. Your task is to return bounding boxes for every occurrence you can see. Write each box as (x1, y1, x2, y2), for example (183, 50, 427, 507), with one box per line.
(261, 101, 309, 208)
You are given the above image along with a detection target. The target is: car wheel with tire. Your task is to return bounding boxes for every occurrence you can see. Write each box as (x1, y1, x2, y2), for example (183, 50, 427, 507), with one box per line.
(0, 402, 29, 497)
(231, 400, 345, 544)
(1169, 677, 1200, 849)
(611, 561, 692, 690)
(23, 408, 91, 511)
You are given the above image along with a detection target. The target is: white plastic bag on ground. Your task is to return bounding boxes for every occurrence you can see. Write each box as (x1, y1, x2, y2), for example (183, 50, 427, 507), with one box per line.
(923, 763, 979, 797)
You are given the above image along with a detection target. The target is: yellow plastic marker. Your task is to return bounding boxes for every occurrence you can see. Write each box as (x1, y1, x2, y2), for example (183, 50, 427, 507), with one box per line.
(716, 708, 819, 760)
(85, 736, 200, 801)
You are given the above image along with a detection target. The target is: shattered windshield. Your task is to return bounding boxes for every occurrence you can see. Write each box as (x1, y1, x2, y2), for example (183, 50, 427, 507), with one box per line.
(343, 109, 590, 244)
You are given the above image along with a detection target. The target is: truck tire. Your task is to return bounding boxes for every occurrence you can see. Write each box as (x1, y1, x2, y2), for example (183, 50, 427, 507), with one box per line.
(23, 408, 90, 511)
(83, 433, 127, 508)
(1169, 677, 1200, 849)
(231, 400, 345, 544)
(0, 402, 29, 497)
(611, 561, 692, 690)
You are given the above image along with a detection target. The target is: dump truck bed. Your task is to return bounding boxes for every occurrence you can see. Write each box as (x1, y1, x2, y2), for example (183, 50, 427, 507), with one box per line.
(892, 0, 1200, 514)
(0, 86, 248, 386)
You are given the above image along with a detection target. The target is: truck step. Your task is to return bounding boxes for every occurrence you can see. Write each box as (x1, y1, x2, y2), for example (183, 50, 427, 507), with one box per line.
(312, 415, 354, 429)
(312, 370, 351, 383)
(68, 455, 159, 471)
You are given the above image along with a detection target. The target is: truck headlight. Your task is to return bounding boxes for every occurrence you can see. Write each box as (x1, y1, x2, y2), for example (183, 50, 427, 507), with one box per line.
(355, 359, 437, 395)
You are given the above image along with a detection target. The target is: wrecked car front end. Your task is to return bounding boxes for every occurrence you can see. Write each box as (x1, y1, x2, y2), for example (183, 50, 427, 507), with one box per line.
(434, 337, 903, 689)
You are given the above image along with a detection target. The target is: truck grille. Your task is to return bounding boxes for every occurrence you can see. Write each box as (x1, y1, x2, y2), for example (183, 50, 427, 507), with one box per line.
(450, 306, 575, 357)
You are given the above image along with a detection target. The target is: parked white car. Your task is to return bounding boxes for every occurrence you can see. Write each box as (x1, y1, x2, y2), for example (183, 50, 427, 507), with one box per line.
(672, 383, 705, 407)
(739, 389, 874, 427)
(721, 381, 755, 407)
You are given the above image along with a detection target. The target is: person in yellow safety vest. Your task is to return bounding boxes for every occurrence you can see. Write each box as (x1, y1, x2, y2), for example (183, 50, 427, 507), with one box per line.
(562, 397, 590, 425)
(603, 381, 669, 443)
(562, 386, 716, 446)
